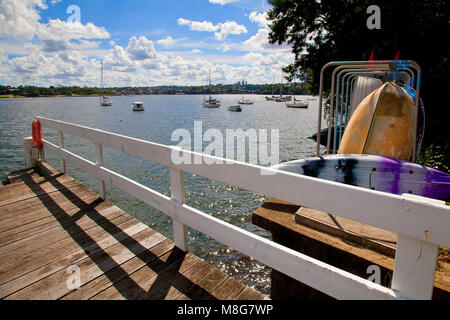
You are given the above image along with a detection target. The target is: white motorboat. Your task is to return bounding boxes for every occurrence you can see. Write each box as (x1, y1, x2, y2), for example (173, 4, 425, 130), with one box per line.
(133, 102, 144, 111)
(228, 105, 242, 112)
(100, 96, 112, 106)
(238, 99, 254, 105)
(286, 99, 308, 108)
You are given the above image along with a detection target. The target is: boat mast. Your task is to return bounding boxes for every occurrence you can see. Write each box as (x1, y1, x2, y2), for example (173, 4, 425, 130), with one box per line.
(279, 73, 283, 98)
(208, 69, 212, 100)
(271, 75, 274, 96)
(241, 74, 245, 100)
(101, 59, 104, 99)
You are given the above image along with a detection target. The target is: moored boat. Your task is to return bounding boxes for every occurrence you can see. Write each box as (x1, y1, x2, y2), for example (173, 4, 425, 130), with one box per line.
(228, 105, 242, 112)
(99, 60, 112, 106)
(203, 101, 220, 108)
(286, 100, 308, 108)
(132, 101, 144, 111)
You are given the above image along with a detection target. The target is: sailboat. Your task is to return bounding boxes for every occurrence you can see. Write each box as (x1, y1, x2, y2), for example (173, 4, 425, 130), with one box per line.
(286, 78, 308, 108)
(266, 75, 278, 101)
(100, 60, 112, 106)
(202, 70, 220, 108)
(237, 76, 253, 105)
(275, 76, 291, 102)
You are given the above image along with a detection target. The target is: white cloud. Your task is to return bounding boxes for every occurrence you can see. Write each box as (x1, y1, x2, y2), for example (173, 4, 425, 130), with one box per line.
(191, 49, 202, 54)
(38, 19, 110, 41)
(214, 21, 247, 40)
(249, 11, 268, 28)
(0, 0, 47, 41)
(178, 18, 247, 40)
(209, 0, 240, 5)
(177, 18, 218, 32)
(156, 36, 186, 47)
(241, 28, 290, 53)
(104, 45, 136, 72)
(0, 48, 7, 63)
(0, 1, 110, 57)
(126, 36, 158, 61)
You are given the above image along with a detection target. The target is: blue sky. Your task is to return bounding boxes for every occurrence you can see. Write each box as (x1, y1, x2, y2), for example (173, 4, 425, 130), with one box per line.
(0, 0, 293, 87)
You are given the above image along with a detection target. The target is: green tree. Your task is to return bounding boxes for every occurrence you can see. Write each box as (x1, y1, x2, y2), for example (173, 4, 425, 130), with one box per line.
(267, 0, 449, 146)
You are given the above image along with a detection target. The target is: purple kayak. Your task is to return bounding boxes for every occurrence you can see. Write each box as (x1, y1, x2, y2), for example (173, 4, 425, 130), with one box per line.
(273, 154, 450, 201)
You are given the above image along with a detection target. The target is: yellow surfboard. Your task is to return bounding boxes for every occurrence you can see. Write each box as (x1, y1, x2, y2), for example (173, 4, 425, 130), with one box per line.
(338, 82, 416, 161)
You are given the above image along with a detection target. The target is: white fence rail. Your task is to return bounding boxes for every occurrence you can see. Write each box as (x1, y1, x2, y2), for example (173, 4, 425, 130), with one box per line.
(23, 116, 450, 300)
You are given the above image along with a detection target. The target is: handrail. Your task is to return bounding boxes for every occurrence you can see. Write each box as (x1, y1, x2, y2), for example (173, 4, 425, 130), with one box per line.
(25, 116, 450, 300)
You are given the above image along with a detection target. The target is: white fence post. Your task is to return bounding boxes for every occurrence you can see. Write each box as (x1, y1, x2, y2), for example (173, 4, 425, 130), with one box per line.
(23, 137, 39, 168)
(391, 235, 438, 299)
(391, 195, 442, 299)
(95, 143, 106, 199)
(170, 168, 188, 251)
(59, 131, 67, 173)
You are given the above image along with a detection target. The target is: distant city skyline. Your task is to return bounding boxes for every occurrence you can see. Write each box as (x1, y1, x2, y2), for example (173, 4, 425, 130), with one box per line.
(0, 0, 294, 87)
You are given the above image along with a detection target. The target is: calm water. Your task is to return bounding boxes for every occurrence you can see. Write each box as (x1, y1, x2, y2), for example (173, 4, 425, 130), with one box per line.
(0, 94, 325, 295)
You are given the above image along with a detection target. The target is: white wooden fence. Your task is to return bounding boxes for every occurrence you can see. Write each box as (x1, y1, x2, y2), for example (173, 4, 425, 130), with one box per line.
(23, 117, 450, 300)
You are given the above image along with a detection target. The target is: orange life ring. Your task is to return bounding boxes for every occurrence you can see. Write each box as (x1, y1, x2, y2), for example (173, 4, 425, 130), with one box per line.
(32, 119, 43, 149)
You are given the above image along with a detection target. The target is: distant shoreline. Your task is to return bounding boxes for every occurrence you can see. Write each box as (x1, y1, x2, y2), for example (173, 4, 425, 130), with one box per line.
(0, 94, 106, 98)
(0, 93, 297, 99)
(0, 83, 309, 98)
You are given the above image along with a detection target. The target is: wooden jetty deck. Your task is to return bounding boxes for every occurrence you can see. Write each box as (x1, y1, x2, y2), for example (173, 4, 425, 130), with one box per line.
(0, 163, 265, 300)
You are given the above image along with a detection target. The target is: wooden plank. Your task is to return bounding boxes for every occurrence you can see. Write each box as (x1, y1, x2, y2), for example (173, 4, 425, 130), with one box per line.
(0, 213, 134, 280)
(0, 175, 81, 207)
(147, 259, 214, 300)
(234, 286, 266, 300)
(90, 250, 198, 300)
(0, 189, 100, 234)
(0, 201, 123, 256)
(211, 276, 246, 300)
(5, 168, 40, 184)
(4, 228, 166, 300)
(1, 165, 266, 301)
(0, 197, 113, 246)
(0, 184, 95, 220)
(295, 207, 397, 258)
(176, 266, 229, 300)
(0, 193, 100, 243)
(61, 239, 176, 300)
(0, 216, 148, 298)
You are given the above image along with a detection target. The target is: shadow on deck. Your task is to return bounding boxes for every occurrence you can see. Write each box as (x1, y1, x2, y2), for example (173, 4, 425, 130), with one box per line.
(0, 163, 265, 300)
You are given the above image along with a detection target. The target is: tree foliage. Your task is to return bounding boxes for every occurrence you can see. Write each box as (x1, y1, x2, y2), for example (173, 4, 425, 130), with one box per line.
(267, 0, 449, 145)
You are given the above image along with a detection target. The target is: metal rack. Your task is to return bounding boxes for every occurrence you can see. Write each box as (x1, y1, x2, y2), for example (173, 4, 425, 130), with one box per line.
(316, 60, 422, 161)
